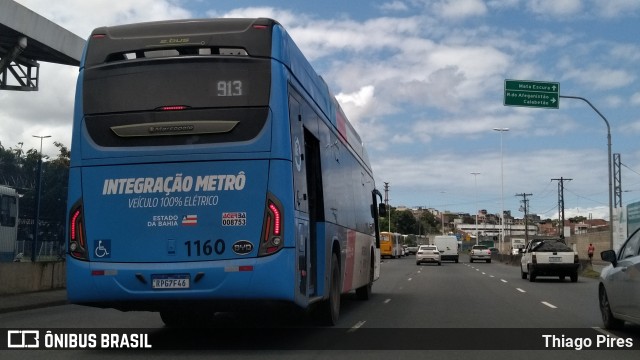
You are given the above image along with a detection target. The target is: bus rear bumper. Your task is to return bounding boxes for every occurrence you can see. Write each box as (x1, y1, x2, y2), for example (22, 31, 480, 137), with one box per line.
(66, 249, 295, 312)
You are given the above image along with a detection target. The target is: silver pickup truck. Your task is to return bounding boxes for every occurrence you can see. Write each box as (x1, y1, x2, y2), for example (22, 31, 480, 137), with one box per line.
(520, 239, 579, 282)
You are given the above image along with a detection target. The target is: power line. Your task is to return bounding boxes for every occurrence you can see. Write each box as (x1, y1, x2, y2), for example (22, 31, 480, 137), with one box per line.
(621, 163, 640, 177)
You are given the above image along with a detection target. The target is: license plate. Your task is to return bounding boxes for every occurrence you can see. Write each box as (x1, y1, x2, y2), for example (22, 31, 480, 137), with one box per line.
(152, 274, 190, 289)
(548, 257, 562, 263)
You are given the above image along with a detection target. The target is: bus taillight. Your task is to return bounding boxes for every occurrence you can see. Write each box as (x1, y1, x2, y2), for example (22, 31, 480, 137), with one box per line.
(259, 196, 284, 256)
(158, 105, 189, 111)
(269, 203, 281, 235)
(69, 204, 88, 260)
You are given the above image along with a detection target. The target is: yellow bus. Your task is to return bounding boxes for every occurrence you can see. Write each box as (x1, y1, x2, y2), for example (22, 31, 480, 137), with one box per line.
(380, 232, 403, 258)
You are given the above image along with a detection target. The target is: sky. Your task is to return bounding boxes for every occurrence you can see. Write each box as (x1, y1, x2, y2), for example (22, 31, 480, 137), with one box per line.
(2, 0, 640, 221)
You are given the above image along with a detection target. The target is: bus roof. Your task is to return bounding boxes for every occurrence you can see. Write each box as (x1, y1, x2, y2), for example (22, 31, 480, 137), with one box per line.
(82, 17, 372, 173)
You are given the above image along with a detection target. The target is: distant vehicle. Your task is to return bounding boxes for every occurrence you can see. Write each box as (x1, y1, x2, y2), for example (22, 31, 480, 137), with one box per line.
(380, 232, 403, 259)
(598, 227, 640, 329)
(433, 235, 459, 263)
(520, 239, 579, 282)
(511, 238, 525, 254)
(470, 245, 491, 263)
(0, 185, 19, 262)
(416, 245, 441, 266)
(406, 245, 419, 255)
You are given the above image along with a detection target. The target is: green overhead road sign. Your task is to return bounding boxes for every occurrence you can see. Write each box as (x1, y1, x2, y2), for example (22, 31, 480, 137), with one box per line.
(504, 79, 559, 109)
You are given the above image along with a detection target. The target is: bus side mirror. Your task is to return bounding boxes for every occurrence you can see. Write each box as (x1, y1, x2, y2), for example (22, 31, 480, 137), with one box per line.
(378, 203, 387, 217)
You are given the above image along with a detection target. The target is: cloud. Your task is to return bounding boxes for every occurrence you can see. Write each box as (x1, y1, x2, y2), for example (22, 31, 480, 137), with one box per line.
(595, 0, 640, 18)
(431, 0, 488, 19)
(526, 0, 583, 17)
(15, 0, 192, 38)
(336, 85, 377, 131)
(378, 1, 410, 12)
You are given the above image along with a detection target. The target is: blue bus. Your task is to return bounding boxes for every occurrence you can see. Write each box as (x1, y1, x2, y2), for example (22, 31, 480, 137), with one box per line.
(66, 18, 385, 326)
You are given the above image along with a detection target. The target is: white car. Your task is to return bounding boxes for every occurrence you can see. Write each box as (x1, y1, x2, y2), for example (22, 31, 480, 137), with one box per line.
(470, 245, 491, 263)
(416, 245, 441, 266)
(599, 228, 640, 329)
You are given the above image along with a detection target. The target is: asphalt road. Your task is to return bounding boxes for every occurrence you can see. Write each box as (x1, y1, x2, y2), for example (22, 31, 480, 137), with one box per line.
(1, 254, 638, 359)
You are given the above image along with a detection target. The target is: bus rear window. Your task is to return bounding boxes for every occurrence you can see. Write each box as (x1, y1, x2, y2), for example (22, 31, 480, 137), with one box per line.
(83, 58, 270, 115)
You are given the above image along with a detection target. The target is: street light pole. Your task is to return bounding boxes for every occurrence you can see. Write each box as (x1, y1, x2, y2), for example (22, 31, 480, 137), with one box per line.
(493, 128, 509, 255)
(440, 191, 446, 235)
(559, 95, 613, 249)
(471, 172, 480, 245)
(31, 135, 51, 262)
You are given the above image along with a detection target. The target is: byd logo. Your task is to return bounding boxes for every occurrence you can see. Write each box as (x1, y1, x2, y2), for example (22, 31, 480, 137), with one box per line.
(232, 240, 253, 255)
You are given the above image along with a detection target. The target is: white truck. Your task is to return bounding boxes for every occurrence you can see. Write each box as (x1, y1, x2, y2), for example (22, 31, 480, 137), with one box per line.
(433, 235, 459, 263)
(520, 239, 579, 282)
(511, 238, 526, 255)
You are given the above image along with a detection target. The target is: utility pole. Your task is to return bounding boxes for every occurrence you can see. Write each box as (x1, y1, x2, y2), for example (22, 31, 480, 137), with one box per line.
(32, 135, 51, 262)
(613, 153, 622, 207)
(516, 193, 532, 244)
(384, 182, 390, 232)
(551, 177, 572, 239)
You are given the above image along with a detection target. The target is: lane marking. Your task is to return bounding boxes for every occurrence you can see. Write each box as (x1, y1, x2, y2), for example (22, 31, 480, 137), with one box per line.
(542, 301, 557, 309)
(347, 320, 366, 333)
(500, 279, 508, 283)
(516, 288, 526, 293)
(384, 298, 391, 304)
(408, 277, 412, 281)
(489, 275, 495, 278)
(482, 272, 486, 275)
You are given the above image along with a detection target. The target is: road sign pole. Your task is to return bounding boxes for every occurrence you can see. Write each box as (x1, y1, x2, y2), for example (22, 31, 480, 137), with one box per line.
(559, 95, 613, 250)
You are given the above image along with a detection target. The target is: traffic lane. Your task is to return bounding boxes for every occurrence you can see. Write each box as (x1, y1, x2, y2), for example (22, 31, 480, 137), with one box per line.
(1, 256, 639, 357)
(349, 254, 536, 327)
(358, 254, 603, 328)
(461, 261, 599, 327)
(334, 255, 426, 328)
(455, 256, 640, 342)
(462, 255, 606, 326)
(335, 255, 640, 355)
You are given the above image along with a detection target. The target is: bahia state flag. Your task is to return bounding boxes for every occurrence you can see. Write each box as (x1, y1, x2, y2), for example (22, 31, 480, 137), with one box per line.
(182, 215, 198, 226)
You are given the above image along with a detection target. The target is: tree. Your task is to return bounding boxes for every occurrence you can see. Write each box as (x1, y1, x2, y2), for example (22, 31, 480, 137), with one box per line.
(418, 211, 439, 234)
(0, 140, 70, 242)
(395, 210, 417, 235)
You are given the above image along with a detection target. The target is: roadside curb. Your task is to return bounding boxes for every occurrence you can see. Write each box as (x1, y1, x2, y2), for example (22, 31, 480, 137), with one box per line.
(0, 289, 68, 315)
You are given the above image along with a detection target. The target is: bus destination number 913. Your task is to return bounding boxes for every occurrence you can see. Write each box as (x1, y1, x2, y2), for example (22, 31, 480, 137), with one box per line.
(217, 80, 243, 96)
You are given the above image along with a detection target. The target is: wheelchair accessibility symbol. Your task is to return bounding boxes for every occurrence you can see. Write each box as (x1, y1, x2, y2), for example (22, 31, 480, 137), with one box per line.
(94, 239, 111, 258)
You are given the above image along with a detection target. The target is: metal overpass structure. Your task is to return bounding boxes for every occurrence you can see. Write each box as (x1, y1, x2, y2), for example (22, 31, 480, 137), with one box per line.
(0, 0, 85, 91)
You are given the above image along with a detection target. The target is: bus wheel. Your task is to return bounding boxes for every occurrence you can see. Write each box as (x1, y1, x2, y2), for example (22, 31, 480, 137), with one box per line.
(356, 256, 374, 300)
(317, 253, 341, 326)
